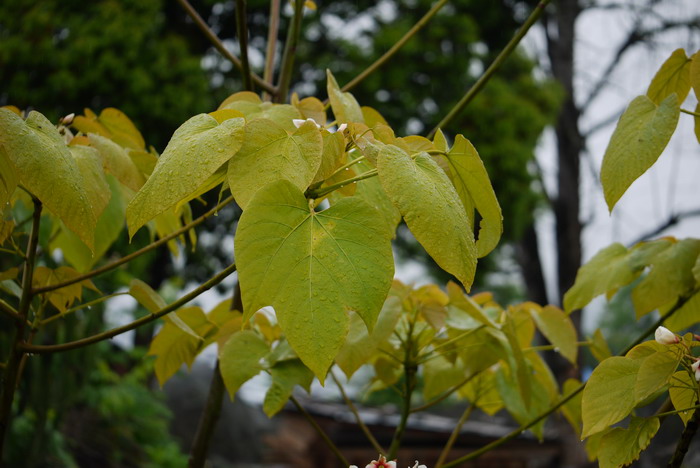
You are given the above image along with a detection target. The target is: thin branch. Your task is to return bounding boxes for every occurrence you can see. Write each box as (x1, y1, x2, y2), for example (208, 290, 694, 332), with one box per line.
(330, 369, 385, 456)
(235, 0, 253, 91)
(19, 262, 237, 354)
(681, 108, 700, 118)
(410, 372, 477, 413)
(341, 0, 449, 93)
(38, 292, 130, 327)
(0, 299, 25, 325)
(428, 0, 552, 138)
(435, 403, 474, 468)
(263, 0, 281, 100)
(306, 169, 378, 199)
(628, 208, 700, 245)
(290, 396, 349, 466)
(34, 196, 235, 294)
(275, 0, 305, 103)
(175, 0, 275, 94)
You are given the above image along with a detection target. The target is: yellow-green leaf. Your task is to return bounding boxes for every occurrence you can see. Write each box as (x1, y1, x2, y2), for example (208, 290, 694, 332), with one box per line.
(600, 94, 680, 211)
(235, 180, 394, 381)
(440, 135, 502, 257)
(342, 154, 401, 230)
(530, 305, 578, 365)
(89, 133, 144, 193)
(665, 290, 700, 331)
(129, 278, 167, 313)
(563, 243, 640, 312)
(336, 296, 402, 378)
(292, 95, 326, 126)
(598, 417, 660, 468)
(590, 329, 613, 363)
(0, 146, 17, 208)
(32, 266, 98, 313)
(647, 49, 692, 105)
(219, 330, 270, 399)
(326, 70, 364, 124)
(0, 110, 97, 249)
(581, 357, 640, 438)
(97, 108, 146, 150)
(377, 145, 477, 290)
(127, 114, 244, 237)
(263, 360, 314, 417)
(423, 355, 466, 401)
(561, 378, 583, 435)
(227, 119, 322, 210)
(634, 348, 678, 403)
(669, 370, 698, 426)
(312, 130, 346, 184)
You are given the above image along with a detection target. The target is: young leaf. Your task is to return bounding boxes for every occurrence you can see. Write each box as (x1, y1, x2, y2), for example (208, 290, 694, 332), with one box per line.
(129, 278, 167, 313)
(597, 417, 660, 468)
(88, 133, 144, 193)
(127, 114, 245, 237)
(563, 243, 639, 312)
(0, 110, 97, 249)
(263, 360, 314, 417)
(377, 145, 477, 290)
(440, 135, 503, 257)
(669, 370, 698, 426)
(326, 70, 364, 124)
(228, 119, 322, 209)
(600, 94, 680, 211)
(581, 357, 641, 438)
(530, 305, 578, 365)
(423, 355, 467, 401)
(312, 130, 346, 184)
(235, 179, 394, 381)
(647, 49, 692, 105)
(219, 330, 270, 399)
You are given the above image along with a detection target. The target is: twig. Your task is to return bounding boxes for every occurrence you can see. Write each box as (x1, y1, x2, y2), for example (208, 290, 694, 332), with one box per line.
(33, 196, 235, 294)
(235, 0, 253, 91)
(19, 262, 237, 354)
(435, 403, 474, 468)
(275, 0, 305, 102)
(263, 0, 281, 100)
(175, 0, 275, 94)
(428, 0, 552, 138)
(290, 395, 350, 466)
(305, 169, 378, 199)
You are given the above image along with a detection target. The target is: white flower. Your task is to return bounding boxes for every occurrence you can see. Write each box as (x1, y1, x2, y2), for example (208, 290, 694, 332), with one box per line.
(363, 455, 396, 468)
(655, 326, 679, 345)
(692, 360, 700, 382)
(410, 462, 427, 468)
(292, 118, 347, 133)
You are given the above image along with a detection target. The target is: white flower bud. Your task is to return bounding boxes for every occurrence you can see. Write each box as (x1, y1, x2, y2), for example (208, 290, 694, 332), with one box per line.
(692, 360, 700, 382)
(655, 326, 679, 345)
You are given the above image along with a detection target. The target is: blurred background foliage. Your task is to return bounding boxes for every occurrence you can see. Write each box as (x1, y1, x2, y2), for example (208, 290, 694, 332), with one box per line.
(0, 0, 559, 465)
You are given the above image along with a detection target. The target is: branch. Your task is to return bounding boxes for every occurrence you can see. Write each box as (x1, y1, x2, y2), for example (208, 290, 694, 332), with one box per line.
(263, 0, 281, 100)
(628, 208, 700, 246)
(305, 169, 378, 199)
(33, 196, 235, 294)
(188, 360, 226, 468)
(19, 262, 237, 354)
(435, 403, 474, 468)
(341, 0, 449, 93)
(668, 409, 700, 468)
(275, 0, 305, 103)
(175, 0, 275, 95)
(427, 0, 552, 138)
(235, 0, 253, 91)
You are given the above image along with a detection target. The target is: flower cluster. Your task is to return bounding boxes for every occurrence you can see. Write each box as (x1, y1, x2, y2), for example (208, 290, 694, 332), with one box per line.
(350, 455, 426, 468)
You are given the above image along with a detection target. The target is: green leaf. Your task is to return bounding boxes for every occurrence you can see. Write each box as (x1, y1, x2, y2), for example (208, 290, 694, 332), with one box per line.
(126, 114, 245, 237)
(440, 135, 502, 257)
(647, 49, 692, 105)
(219, 330, 270, 399)
(0, 146, 17, 208)
(129, 278, 167, 313)
(326, 70, 364, 124)
(50, 175, 126, 272)
(377, 145, 477, 290)
(530, 305, 578, 365)
(665, 290, 700, 331)
(228, 119, 322, 209)
(598, 417, 660, 468)
(235, 180, 394, 381)
(634, 348, 678, 403)
(335, 296, 402, 379)
(423, 355, 466, 401)
(590, 329, 613, 363)
(503, 313, 532, 408)
(446, 281, 496, 328)
(564, 243, 639, 312)
(669, 370, 698, 426)
(581, 357, 640, 438)
(147, 306, 210, 386)
(0, 110, 97, 249)
(88, 133, 145, 193)
(312, 130, 346, 184)
(631, 238, 700, 318)
(69, 145, 111, 220)
(561, 378, 583, 435)
(263, 360, 314, 417)
(600, 94, 680, 211)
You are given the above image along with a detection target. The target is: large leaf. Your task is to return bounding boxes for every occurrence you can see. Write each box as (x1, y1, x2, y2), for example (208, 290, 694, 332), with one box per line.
(530, 305, 578, 365)
(600, 94, 679, 211)
(598, 417, 660, 468)
(0, 110, 96, 249)
(377, 145, 477, 290)
(235, 180, 394, 380)
(646, 48, 692, 105)
(581, 357, 640, 438)
(564, 243, 639, 312)
(326, 70, 364, 124)
(127, 114, 245, 237)
(440, 135, 502, 257)
(344, 154, 401, 230)
(219, 330, 270, 399)
(228, 119, 322, 209)
(263, 360, 314, 417)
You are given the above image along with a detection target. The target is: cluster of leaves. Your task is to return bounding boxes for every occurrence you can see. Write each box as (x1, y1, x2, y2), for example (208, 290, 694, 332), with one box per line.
(563, 48, 700, 467)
